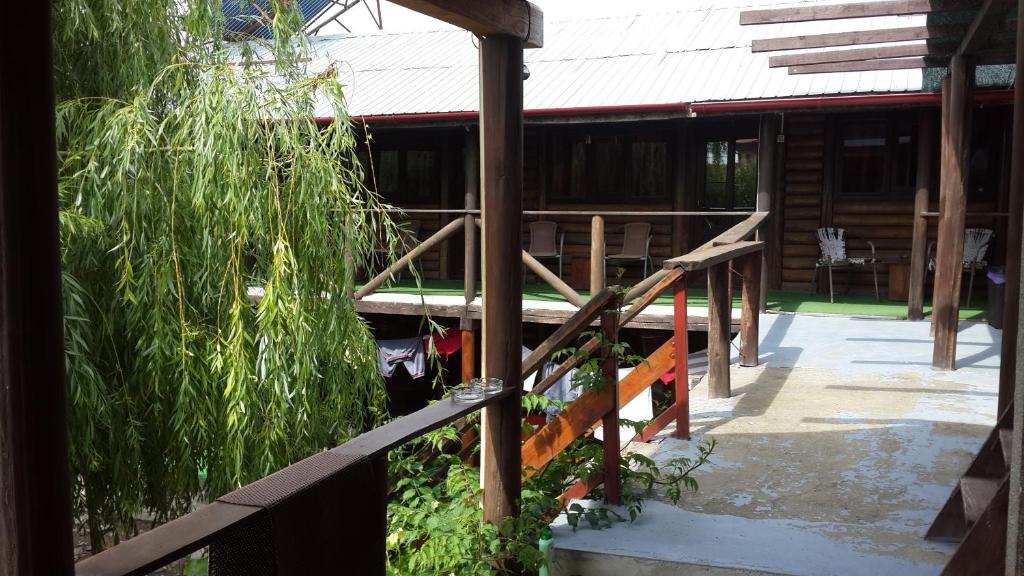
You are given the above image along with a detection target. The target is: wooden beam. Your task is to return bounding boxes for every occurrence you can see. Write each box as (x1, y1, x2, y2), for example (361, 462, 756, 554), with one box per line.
(908, 110, 935, 321)
(739, 253, 761, 367)
(672, 276, 690, 439)
(956, 0, 1014, 57)
(752, 25, 963, 52)
(756, 113, 780, 313)
(707, 263, 732, 398)
(522, 250, 586, 307)
(932, 56, 972, 370)
(0, 3, 76, 575)
(663, 240, 764, 272)
(769, 43, 942, 68)
(389, 0, 543, 48)
(354, 217, 464, 299)
(479, 35, 524, 527)
(741, 0, 977, 25)
(590, 216, 605, 295)
(599, 310, 621, 505)
(464, 128, 479, 307)
(1003, 0, 1024, 569)
(789, 56, 940, 74)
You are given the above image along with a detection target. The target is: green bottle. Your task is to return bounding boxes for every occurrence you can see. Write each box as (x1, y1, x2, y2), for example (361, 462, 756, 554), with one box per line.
(539, 526, 553, 576)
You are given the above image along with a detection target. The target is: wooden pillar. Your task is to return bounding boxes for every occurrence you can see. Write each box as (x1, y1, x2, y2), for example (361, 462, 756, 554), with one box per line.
(672, 275, 690, 440)
(591, 215, 605, 295)
(739, 252, 761, 367)
(600, 309, 621, 504)
(479, 35, 524, 526)
(932, 56, 972, 371)
(707, 263, 731, 398)
(439, 132, 452, 279)
(671, 127, 689, 257)
(1004, 1, 1024, 570)
(1000, 35, 1024, 417)
(908, 110, 934, 321)
(464, 128, 479, 307)
(0, 3, 76, 575)
(756, 114, 779, 313)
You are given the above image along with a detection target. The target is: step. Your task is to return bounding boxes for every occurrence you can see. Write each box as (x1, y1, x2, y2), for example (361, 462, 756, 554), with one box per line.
(1000, 428, 1013, 468)
(961, 476, 1002, 524)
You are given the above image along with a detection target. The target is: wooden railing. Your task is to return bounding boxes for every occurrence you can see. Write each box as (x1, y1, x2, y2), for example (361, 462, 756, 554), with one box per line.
(74, 387, 515, 576)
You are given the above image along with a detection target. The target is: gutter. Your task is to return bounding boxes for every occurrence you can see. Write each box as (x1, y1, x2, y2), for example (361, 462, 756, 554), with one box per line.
(317, 102, 692, 125)
(690, 89, 1013, 114)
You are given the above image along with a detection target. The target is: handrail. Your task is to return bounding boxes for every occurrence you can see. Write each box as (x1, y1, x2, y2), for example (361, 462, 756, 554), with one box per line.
(74, 387, 514, 576)
(663, 240, 764, 272)
(374, 208, 756, 217)
(355, 217, 465, 300)
(521, 288, 617, 379)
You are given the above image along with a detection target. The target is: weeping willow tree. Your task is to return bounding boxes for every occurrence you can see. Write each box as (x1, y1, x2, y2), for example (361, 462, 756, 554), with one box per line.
(54, 0, 394, 548)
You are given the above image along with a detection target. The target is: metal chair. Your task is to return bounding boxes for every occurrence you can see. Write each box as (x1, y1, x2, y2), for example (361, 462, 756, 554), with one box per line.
(927, 228, 993, 307)
(606, 222, 653, 277)
(527, 220, 564, 278)
(812, 227, 878, 303)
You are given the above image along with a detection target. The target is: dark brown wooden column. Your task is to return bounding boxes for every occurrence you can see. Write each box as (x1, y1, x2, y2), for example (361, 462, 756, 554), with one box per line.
(1001, 47, 1024, 416)
(756, 114, 779, 313)
(479, 35, 524, 526)
(1004, 1, 1024, 570)
(932, 56, 972, 370)
(0, 2, 76, 575)
(908, 110, 934, 322)
(707, 263, 731, 398)
(461, 128, 479, 383)
(740, 252, 761, 367)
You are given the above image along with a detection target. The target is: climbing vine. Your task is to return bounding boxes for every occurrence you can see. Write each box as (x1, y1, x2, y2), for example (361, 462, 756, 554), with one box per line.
(54, 0, 394, 549)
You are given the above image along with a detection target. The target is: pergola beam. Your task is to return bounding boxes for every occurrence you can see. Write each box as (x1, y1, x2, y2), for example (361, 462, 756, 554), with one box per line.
(741, 0, 978, 25)
(752, 25, 964, 52)
(387, 0, 543, 48)
(769, 43, 944, 67)
(789, 55, 939, 73)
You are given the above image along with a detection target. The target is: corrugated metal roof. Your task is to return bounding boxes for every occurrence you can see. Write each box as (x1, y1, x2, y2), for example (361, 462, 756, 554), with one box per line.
(248, 0, 1012, 117)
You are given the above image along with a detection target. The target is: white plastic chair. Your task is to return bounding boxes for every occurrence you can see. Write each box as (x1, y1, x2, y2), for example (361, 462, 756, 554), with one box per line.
(812, 227, 878, 303)
(927, 228, 993, 307)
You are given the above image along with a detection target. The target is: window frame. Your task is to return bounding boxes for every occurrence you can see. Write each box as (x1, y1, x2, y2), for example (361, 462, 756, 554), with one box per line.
(697, 134, 759, 211)
(834, 113, 917, 199)
(366, 134, 442, 205)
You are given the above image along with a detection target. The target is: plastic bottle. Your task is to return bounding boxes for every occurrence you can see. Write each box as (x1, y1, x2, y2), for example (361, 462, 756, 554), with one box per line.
(539, 526, 553, 576)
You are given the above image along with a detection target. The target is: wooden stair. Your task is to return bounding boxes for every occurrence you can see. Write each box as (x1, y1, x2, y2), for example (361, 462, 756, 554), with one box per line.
(926, 405, 1012, 575)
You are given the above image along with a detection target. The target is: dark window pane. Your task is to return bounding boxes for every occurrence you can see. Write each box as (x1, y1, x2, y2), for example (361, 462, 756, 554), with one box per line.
(593, 138, 620, 200)
(378, 150, 399, 196)
(891, 120, 916, 191)
(570, 141, 587, 199)
(405, 150, 436, 200)
(734, 137, 758, 209)
(703, 140, 729, 208)
(631, 141, 668, 199)
(840, 122, 887, 195)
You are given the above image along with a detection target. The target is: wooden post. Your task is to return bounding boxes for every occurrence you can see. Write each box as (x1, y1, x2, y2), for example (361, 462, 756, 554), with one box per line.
(739, 252, 761, 367)
(479, 35, 524, 527)
(932, 56, 972, 371)
(1000, 38, 1024, 417)
(908, 110, 934, 321)
(672, 275, 690, 440)
(707, 262, 731, 398)
(756, 114, 779, 313)
(671, 128, 689, 257)
(1004, 1, 1024, 570)
(600, 309, 621, 504)
(591, 215, 605, 296)
(465, 128, 479, 307)
(0, 3, 76, 575)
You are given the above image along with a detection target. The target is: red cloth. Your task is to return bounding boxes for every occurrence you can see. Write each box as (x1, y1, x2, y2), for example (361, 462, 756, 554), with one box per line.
(426, 328, 463, 359)
(660, 369, 675, 384)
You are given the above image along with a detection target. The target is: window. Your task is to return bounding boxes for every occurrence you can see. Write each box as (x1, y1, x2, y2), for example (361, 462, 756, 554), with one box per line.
(836, 116, 916, 196)
(370, 148, 439, 203)
(698, 136, 759, 210)
(553, 128, 670, 202)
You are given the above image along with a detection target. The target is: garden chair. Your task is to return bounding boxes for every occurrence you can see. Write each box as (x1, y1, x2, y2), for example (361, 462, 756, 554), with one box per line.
(527, 220, 564, 278)
(812, 227, 878, 304)
(606, 222, 653, 278)
(927, 228, 993, 307)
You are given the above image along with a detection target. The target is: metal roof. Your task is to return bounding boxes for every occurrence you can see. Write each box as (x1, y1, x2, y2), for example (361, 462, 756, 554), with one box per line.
(251, 0, 1013, 118)
(224, 0, 333, 39)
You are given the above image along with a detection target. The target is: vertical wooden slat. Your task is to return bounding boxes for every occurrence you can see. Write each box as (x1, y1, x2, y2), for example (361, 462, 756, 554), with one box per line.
(707, 262, 731, 398)
(591, 215, 605, 295)
(908, 110, 934, 321)
(439, 131, 452, 279)
(1004, 0, 1024, 570)
(600, 309, 621, 505)
(479, 35, 524, 526)
(464, 128, 479, 307)
(740, 252, 761, 367)
(672, 276, 690, 440)
(0, 2, 76, 574)
(1000, 40, 1024, 416)
(756, 114, 779, 313)
(932, 56, 971, 370)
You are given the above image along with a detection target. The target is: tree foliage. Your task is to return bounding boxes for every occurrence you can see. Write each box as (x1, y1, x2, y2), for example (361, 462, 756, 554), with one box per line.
(53, 0, 393, 546)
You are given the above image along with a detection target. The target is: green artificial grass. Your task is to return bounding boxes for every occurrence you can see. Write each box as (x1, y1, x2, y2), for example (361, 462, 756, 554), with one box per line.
(366, 279, 988, 321)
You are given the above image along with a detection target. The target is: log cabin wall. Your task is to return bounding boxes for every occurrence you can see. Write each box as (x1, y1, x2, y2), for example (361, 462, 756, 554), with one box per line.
(780, 106, 1010, 297)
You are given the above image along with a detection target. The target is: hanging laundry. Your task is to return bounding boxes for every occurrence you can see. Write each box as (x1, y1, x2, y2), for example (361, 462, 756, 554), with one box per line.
(426, 328, 463, 360)
(376, 337, 426, 379)
(539, 362, 581, 419)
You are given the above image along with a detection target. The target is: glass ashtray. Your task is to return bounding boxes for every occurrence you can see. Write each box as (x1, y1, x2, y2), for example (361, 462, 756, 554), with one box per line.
(451, 384, 485, 404)
(472, 377, 504, 395)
